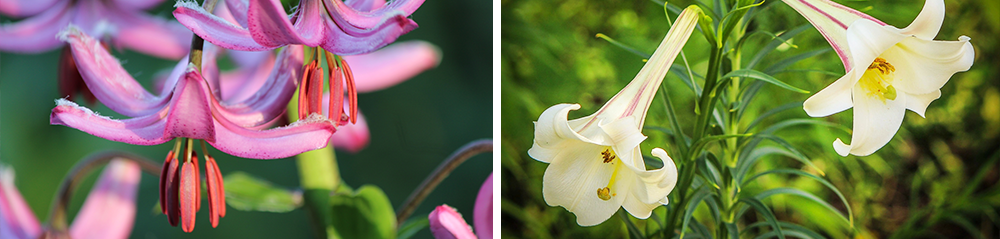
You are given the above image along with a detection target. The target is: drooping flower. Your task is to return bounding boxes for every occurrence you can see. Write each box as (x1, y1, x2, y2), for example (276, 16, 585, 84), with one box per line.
(0, 159, 142, 239)
(173, 0, 421, 55)
(0, 0, 190, 58)
(783, 0, 975, 156)
(526, 6, 699, 226)
(428, 173, 493, 239)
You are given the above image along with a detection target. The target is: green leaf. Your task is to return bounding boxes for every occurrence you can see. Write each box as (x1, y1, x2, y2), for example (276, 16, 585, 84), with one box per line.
(329, 185, 397, 239)
(670, 64, 703, 97)
(619, 210, 647, 239)
(747, 24, 812, 70)
(397, 217, 429, 239)
(752, 187, 851, 225)
(743, 169, 852, 225)
(721, 69, 809, 94)
(762, 48, 831, 75)
(743, 102, 803, 133)
(744, 221, 825, 239)
(679, 187, 713, 239)
(595, 33, 651, 59)
(689, 133, 753, 160)
(223, 172, 301, 213)
(738, 197, 785, 239)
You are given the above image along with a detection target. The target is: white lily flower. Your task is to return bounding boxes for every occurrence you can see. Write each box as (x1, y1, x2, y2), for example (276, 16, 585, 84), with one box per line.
(526, 6, 701, 226)
(783, 0, 975, 156)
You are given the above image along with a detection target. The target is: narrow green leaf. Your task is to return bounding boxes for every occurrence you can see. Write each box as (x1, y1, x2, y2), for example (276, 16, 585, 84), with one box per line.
(595, 33, 652, 59)
(762, 48, 831, 75)
(689, 133, 753, 160)
(397, 217, 429, 239)
(738, 197, 785, 239)
(721, 69, 809, 93)
(744, 221, 825, 239)
(224, 172, 301, 212)
(330, 185, 397, 239)
(670, 64, 703, 96)
(754, 188, 851, 225)
(744, 102, 803, 133)
(743, 169, 853, 225)
(948, 215, 984, 239)
(679, 187, 712, 239)
(619, 210, 647, 239)
(747, 24, 812, 70)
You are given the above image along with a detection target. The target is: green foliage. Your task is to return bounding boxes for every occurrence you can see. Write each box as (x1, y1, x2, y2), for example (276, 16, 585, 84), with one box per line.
(224, 172, 301, 213)
(328, 185, 397, 239)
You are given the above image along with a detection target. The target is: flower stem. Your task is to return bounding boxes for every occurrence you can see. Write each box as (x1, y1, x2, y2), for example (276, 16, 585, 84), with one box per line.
(45, 151, 161, 234)
(395, 139, 493, 225)
(187, 0, 218, 72)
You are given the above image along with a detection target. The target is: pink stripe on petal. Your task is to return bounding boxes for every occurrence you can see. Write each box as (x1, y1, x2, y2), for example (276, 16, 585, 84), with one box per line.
(174, 1, 274, 51)
(343, 40, 440, 93)
(0, 166, 41, 239)
(473, 174, 493, 239)
(0, 2, 71, 53)
(782, 0, 887, 72)
(429, 205, 476, 239)
(69, 159, 141, 239)
(64, 27, 170, 117)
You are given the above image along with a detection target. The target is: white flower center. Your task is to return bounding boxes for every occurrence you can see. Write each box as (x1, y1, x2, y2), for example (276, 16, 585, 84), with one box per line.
(597, 148, 620, 201)
(859, 57, 897, 103)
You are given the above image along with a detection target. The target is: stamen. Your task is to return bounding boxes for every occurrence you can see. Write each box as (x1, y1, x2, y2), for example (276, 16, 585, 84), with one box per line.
(860, 57, 897, 103)
(597, 187, 611, 201)
(340, 57, 358, 124)
(596, 147, 621, 201)
(601, 149, 616, 163)
(325, 51, 344, 126)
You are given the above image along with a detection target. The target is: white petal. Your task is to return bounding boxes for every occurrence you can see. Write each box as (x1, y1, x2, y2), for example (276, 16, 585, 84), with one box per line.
(836, 85, 908, 156)
(599, 116, 646, 170)
(845, 19, 908, 74)
(542, 142, 626, 226)
(881, 36, 974, 95)
(900, 0, 945, 40)
(904, 90, 941, 118)
(621, 192, 660, 219)
(803, 68, 859, 117)
(779, 0, 887, 71)
(529, 104, 603, 163)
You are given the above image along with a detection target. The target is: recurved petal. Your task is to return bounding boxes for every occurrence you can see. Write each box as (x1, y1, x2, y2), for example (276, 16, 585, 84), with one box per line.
(69, 159, 141, 239)
(112, 0, 167, 10)
(528, 104, 601, 163)
(882, 36, 974, 95)
(319, 14, 418, 55)
(428, 205, 476, 239)
(900, 0, 944, 40)
(222, 0, 250, 27)
(214, 45, 302, 128)
(780, 0, 887, 71)
(63, 27, 171, 117)
(0, 2, 71, 53)
(473, 174, 493, 239)
(845, 19, 908, 75)
(51, 99, 173, 145)
(247, 0, 324, 48)
(803, 69, 858, 117)
(110, 9, 192, 59)
(174, 1, 273, 51)
(209, 113, 336, 159)
(347, 0, 387, 12)
(834, 84, 908, 156)
(904, 90, 941, 118)
(0, 0, 59, 17)
(0, 166, 41, 239)
(324, 0, 423, 29)
(343, 41, 441, 93)
(620, 192, 661, 220)
(542, 142, 626, 226)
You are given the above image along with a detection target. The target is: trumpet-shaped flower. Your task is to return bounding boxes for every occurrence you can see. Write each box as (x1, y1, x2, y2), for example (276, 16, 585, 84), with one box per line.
(173, 0, 421, 55)
(49, 26, 336, 160)
(526, 6, 700, 226)
(0, 160, 141, 239)
(428, 173, 493, 239)
(783, 0, 975, 156)
(0, 0, 190, 58)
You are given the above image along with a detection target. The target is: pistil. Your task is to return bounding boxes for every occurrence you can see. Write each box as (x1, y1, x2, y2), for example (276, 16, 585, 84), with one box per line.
(597, 147, 621, 201)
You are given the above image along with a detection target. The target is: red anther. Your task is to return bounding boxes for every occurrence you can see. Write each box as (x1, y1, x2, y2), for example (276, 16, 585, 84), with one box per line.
(159, 151, 174, 215)
(165, 154, 181, 227)
(308, 67, 324, 116)
(215, 159, 226, 217)
(340, 58, 358, 124)
(192, 152, 201, 211)
(298, 62, 314, 120)
(205, 155, 225, 227)
(180, 161, 198, 233)
(330, 64, 344, 126)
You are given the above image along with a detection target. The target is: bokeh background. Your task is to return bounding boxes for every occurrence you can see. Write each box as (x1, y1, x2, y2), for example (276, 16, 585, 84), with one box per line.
(0, 0, 492, 238)
(502, 0, 999, 238)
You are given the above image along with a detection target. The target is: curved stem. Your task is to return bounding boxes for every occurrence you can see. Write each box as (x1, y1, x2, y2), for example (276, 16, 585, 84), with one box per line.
(44, 151, 161, 233)
(395, 139, 493, 225)
(187, 0, 219, 71)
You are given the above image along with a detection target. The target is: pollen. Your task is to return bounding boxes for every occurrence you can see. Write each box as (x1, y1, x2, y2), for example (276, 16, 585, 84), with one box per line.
(600, 148, 617, 163)
(597, 187, 612, 200)
(859, 57, 898, 103)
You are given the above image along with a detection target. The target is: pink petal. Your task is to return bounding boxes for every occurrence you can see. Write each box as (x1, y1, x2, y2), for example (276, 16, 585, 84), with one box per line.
(63, 27, 171, 117)
(174, 1, 274, 51)
(780, 0, 887, 72)
(222, 0, 250, 27)
(69, 159, 141, 239)
(473, 174, 493, 239)
(110, 7, 192, 59)
(112, 0, 166, 11)
(0, 166, 41, 239)
(213, 45, 303, 128)
(246, 0, 324, 47)
(323, 0, 423, 29)
(328, 110, 370, 153)
(343, 40, 440, 93)
(164, 68, 217, 141)
(0, 0, 59, 17)
(50, 99, 172, 145)
(208, 113, 337, 159)
(0, 1, 71, 53)
(346, 0, 387, 12)
(319, 14, 418, 55)
(428, 205, 477, 239)
(217, 51, 277, 102)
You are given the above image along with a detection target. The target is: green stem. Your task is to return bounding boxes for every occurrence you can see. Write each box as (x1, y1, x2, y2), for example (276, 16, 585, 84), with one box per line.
(290, 87, 342, 238)
(396, 139, 493, 225)
(692, 45, 724, 142)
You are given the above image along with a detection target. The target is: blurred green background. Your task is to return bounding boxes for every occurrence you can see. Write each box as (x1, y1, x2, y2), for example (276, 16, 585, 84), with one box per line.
(0, 0, 492, 238)
(502, 0, 999, 238)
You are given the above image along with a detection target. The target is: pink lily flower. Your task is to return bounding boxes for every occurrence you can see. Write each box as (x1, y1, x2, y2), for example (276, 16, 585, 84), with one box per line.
(49, 26, 337, 160)
(0, 0, 190, 59)
(429, 173, 493, 239)
(317, 40, 441, 153)
(173, 0, 422, 55)
(0, 159, 142, 239)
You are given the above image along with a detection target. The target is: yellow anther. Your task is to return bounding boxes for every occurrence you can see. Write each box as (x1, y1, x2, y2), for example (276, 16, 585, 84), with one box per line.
(859, 57, 897, 103)
(597, 187, 611, 201)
